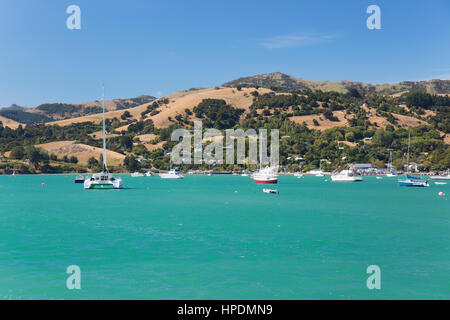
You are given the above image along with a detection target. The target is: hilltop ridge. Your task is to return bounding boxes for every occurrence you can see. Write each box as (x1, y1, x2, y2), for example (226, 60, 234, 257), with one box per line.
(223, 72, 450, 96)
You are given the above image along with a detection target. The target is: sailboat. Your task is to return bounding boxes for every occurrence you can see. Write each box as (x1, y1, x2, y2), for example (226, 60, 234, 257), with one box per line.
(386, 149, 398, 177)
(311, 159, 327, 176)
(251, 133, 278, 184)
(294, 172, 304, 178)
(398, 131, 428, 187)
(84, 85, 123, 189)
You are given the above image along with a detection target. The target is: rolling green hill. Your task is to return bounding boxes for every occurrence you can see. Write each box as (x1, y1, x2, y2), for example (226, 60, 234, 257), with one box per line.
(0, 95, 156, 124)
(223, 72, 450, 95)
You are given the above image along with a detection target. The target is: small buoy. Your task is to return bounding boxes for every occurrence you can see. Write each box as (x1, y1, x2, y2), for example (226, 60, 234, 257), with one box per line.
(41, 183, 45, 186)
(438, 192, 445, 196)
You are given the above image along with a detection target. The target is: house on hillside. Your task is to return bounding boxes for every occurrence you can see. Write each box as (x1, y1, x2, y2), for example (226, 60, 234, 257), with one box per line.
(405, 162, 420, 172)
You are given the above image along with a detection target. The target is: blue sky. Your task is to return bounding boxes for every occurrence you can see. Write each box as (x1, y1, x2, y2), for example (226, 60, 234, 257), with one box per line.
(0, 0, 449, 107)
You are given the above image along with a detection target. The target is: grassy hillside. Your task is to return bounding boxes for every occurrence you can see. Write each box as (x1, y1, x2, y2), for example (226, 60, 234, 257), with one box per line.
(223, 72, 450, 95)
(1, 74, 449, 173)
(0, 95, 155, 124)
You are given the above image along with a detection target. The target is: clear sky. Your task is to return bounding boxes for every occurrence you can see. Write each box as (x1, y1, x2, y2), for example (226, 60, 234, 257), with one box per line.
(1, 0, 449, 107)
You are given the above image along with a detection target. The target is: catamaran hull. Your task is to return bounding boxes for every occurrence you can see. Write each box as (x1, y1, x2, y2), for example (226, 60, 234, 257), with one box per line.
(84, 181, 122, 189)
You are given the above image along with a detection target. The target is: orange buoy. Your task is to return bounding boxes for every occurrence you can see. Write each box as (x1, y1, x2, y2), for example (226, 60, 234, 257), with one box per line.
(42, 183, 45, 186)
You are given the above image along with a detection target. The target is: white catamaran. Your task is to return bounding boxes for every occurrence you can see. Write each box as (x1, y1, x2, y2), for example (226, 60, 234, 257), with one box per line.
(84, 85, 123, 189)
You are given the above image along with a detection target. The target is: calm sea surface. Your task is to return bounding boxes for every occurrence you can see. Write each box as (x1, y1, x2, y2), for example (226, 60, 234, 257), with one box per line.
(0, 174, 448, 299)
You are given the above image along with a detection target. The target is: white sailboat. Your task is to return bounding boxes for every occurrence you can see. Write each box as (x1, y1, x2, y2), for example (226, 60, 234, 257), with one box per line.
(386, 149, 397, 177)
(84, 85, 123, 189)
(398, 131, 428, 187)
(251, 133, 278, 184)
(310, 159, 327, 176)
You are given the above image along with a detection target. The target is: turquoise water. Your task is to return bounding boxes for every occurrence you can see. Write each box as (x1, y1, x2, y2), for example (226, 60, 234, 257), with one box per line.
(0, 174, 448, 299)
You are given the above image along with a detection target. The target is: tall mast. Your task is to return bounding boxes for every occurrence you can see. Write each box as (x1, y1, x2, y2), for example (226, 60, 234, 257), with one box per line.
(102, 84, 107, 172)
(259, 131, 262, 170)
(406, 130, 411, 174)
(388, 148, 393, 171)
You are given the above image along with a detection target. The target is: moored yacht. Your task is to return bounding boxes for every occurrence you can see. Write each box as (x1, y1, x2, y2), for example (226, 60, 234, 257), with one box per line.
(398, 131, 428, 187)
(252, 166, 278, 184)
(74, 175, 85, 183)
(331, 167, 363, 182)
(84, 85, 123, 190)
(252, 134, 278, 184)
(159, 168, 184, 179)
(131, 172, 145, 177)
(430, 172, 450, 180)
(386, 171, 398, 177)
(398, 174, 429, 187)
(84, 171, 123, 189)
(386, 149, 398, 177)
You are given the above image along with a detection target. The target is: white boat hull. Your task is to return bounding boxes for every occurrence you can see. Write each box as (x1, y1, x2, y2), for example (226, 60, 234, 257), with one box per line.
(84, 179, 122, 189)
(430, 175, 450, 180)
(331, 175, 363, 182)
(159, 173, 184, 179)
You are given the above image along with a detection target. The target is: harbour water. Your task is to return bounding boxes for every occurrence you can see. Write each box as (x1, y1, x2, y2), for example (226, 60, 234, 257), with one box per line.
(0, 174, 448, 299)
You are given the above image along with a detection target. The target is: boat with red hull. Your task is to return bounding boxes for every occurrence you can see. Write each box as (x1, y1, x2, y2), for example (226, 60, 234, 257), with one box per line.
(252, 166, 278, 184)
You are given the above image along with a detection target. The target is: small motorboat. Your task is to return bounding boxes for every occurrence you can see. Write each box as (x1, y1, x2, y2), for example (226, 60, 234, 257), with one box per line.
(294, 172, 304, 178)
(263, 188, 279, 194)
(131, 172, 145, 177)
(74, 175, 85, 183)
(144, 171, 154, 177)
(435, 182, 447, 185)
(331, 168, 363, 182)
(430, 173, 450, 181)
(159, 168, 184, 179)
(386, 171, 398, 177)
